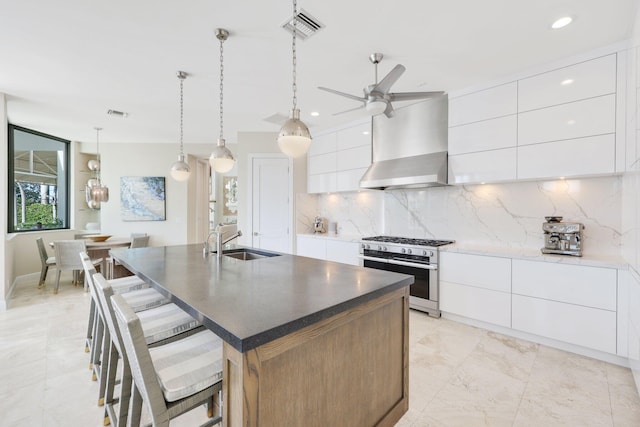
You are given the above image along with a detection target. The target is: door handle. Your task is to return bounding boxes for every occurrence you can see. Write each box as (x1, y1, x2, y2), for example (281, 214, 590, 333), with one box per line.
(253, 232, 260, 236)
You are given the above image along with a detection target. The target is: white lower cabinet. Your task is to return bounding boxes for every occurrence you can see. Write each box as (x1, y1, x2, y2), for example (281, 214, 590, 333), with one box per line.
(439, 252, 512, 327)
(512, 294, 616, 354)
(511, 259, 618, 354)
(296, 235, 360, 266)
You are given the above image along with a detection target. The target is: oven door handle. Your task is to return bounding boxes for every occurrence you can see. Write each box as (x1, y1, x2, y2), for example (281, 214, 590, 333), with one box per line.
(387, 259, 438, 270)
(359, 255, 387, 263)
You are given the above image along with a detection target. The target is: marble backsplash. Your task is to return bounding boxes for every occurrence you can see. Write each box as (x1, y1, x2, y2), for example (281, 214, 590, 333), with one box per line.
(297, 176, 623, 257)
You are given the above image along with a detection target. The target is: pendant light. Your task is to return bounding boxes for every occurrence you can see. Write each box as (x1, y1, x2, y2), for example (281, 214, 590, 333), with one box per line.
(209, 28, 235, 174)
(85, 127, 109, 204)
(277, 0, 312, 157)
(170, 71, 191, 181)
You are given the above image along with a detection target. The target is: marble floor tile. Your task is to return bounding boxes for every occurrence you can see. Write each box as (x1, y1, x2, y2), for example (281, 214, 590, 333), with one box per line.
(2, 281, 640, 426)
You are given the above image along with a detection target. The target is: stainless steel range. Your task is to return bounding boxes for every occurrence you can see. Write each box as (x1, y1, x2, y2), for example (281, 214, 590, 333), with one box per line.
(359, 236, 454, 318)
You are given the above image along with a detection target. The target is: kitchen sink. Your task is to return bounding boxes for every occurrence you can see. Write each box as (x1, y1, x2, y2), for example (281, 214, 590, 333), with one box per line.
(223, 248, 281, 261)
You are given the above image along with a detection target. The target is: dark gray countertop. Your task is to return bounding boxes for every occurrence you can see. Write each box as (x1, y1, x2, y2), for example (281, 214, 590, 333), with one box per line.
(111, 244, 414, 352)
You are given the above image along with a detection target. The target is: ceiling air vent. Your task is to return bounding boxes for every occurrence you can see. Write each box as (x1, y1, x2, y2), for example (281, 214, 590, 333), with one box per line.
(107, 109, 129, 118)
(282, 9, 324, 40)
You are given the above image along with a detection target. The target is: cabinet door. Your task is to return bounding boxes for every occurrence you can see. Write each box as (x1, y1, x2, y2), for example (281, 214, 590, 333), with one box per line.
(308, 152, 337, 175)
(336, 121, 371, 151)
(336, 145, 371, 171)
(308, 173, 336, 194)
(325, 240, 360, 266)
(296, 236, 326, 259)
(309, 132, 337, 156)
(512, 259, 617, 311)
(336, 168, 368, 192)
(440, 281, 511, 327)
(518, 54, 616, 112)
(517, 134, 615, 180)
(512, 294, 616, 354)
(449, 82, 517, 126)
(448, 148, 517, 184)
(518, 94, 616, 146)
(448, 115, 517, 155)
(440, 252, 511, 292)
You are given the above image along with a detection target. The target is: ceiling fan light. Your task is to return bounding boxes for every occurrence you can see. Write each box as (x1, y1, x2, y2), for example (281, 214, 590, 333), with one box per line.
(170, 154, 191, 181)
(278, 109, 312, 157)
(210, 138, 235, 173)
(366, 100, 387, 116)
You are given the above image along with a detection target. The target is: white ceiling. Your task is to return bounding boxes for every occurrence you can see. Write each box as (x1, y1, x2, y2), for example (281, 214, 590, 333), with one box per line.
(0, 0, 637, 147)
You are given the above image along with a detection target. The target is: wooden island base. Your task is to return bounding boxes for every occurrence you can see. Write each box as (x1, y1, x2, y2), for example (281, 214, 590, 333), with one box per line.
(222, 287, 409, 426)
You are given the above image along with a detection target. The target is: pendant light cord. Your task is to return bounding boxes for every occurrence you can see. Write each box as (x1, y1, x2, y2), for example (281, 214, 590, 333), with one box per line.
(291, 0, 298, 111)
(95, 127, 102, 182)
(219, 34, 225, 140)
(179, 75, 184, 155)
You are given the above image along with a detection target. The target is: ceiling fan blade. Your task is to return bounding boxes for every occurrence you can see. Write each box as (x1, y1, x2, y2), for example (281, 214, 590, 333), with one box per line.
(383, 102, 395, 118)
(371, 64, 406, 94)
(333, 105, 366, 116)
(388, 91, 445, 102)
(318, 87, 366, 103)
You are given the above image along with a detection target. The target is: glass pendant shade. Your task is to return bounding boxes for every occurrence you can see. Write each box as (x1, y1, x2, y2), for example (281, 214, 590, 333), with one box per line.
(89, 185, 109, 203)
(170, 154, 191, 181)
(277, 109, 312, 158)
(209, 138, 235, 173)
(87, 159, 100, 171)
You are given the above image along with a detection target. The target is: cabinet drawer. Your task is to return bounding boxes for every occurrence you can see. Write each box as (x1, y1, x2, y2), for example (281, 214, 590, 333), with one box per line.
(336, 168, 367, 192)
(448, 148, 517, 184)
(440, 252, 511, 292)
(448, 115, 517, 155)
(325, 240, 360, 265)
(308, 132, 337, 156)
(512, 294, 616, 354)
(518, 54, 616, 112)
(440, 281, 511, 327)
(512, 259, 617, 310)
(449, 82, 517, 126)
(336, 122, 371, 150)
(336, 145, 371, 171)
(517, 134, 615, 180)
(308, 152, 336, 175)
(296, 236, 326, 259)
(518, 94, 616, 146)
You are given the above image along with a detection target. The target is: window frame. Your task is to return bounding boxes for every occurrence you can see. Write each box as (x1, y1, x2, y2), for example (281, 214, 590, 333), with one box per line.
(8, 124, 71, 233)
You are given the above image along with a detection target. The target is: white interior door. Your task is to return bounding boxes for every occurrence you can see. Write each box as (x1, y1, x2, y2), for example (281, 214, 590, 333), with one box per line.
(251, 155, 291, 253)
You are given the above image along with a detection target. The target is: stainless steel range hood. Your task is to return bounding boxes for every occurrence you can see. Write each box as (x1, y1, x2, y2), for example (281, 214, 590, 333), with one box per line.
(360, 95, 448, 190)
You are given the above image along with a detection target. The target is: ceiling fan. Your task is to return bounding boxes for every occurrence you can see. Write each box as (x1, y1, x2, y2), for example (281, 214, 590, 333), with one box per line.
(318, 53, 445, 118)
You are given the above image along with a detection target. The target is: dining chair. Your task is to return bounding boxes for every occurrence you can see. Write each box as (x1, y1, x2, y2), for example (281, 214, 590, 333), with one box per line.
(112, 292, 223, 427)
(107, 234, 150, 279)
(36, 237, 56, 288)
(53, 240, 101, 294)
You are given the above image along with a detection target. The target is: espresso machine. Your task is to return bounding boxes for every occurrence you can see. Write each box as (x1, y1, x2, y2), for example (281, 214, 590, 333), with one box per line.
(541, 216, 584, 257)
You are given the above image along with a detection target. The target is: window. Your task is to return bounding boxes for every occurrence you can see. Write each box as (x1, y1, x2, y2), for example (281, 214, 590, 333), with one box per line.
(8, 125, 70, 232)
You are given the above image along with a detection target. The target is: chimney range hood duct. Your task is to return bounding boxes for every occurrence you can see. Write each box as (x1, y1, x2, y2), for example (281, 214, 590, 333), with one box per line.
(359, 95, 448, 190)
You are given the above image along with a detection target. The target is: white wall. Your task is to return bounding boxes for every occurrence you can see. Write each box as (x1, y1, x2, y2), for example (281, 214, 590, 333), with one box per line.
(98, 142, 212, 246)
(0, 93, 9, 309)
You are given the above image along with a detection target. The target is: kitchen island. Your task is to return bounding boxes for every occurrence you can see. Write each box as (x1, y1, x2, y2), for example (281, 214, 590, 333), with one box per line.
(111, 244, 413, 427)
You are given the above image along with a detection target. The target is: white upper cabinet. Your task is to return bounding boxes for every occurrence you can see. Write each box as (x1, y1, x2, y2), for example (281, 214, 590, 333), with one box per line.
(449, 82, 517, 126)
(448, 148, 517, 184)
(448, 115, 517, 155)
(518, 54, 617, 112)
(308, 120, 371, 193)
(517, 94, 616, 146)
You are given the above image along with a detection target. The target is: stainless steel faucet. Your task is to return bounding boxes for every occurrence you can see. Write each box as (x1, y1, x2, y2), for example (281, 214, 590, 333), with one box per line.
(204, 227, 242, 257)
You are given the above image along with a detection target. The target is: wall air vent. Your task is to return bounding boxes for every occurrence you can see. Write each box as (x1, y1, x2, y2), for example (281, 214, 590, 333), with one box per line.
(282, 9, 324, 40)
(107, 109, 129, 118)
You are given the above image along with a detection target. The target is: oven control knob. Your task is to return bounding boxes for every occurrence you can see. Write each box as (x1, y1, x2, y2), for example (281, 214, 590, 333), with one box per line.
(377, 245, 383, 251)
(382, 246, 387, 251)
(406, 249, 412, 254)
(422, 250, 428, 256)
(401, 248, 406, 254)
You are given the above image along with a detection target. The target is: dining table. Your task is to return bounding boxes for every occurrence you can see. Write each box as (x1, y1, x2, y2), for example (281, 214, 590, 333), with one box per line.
(50, 237, 132, 275)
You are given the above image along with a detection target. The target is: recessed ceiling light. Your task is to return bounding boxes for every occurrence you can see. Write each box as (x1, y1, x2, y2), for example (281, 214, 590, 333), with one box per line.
(310, 111, 320, 117)
(551, 16, 572, 29)
(561, 78, 574, 86)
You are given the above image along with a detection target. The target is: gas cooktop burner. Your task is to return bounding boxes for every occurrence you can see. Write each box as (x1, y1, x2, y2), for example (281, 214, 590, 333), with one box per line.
(362, 236, 455, 247)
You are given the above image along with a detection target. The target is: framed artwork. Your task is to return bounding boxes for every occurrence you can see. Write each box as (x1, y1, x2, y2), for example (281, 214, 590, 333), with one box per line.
(120, 176, 166, 221)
